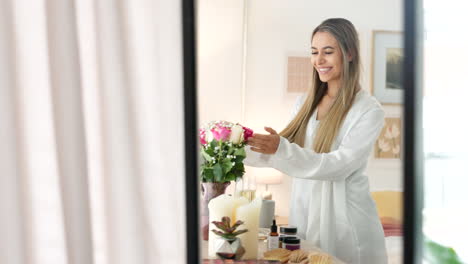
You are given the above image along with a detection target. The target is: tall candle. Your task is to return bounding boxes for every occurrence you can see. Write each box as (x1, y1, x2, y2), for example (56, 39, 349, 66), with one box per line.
(236, 198, 262, 259)
(207, 194, 249, 257)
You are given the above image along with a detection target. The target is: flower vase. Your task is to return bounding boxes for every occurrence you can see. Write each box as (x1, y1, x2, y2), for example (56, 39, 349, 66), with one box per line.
(201, 182, 230, 240)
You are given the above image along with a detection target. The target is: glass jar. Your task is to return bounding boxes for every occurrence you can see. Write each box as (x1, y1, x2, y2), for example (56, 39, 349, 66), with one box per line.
(283, 237, 301, 250)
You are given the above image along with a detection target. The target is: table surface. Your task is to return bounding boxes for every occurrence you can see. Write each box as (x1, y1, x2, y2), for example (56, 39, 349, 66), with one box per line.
(201, 238, 345, 263)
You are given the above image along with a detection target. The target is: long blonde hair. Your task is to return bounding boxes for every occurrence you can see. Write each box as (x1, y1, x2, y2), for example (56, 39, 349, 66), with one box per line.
(280, 18, 361, 153)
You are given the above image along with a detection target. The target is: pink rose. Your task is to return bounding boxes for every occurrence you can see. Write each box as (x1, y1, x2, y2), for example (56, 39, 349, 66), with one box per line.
(199, 129, 207, 145)
(243, 126, 253, 141)
(211, 126, 231, 142)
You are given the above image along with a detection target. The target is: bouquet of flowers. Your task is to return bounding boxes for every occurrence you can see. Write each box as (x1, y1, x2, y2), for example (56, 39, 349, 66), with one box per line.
(199, 120, 253, 183)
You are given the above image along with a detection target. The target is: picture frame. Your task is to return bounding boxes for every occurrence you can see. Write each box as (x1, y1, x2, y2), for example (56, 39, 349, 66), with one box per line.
(374, 117, 402, 159)
(286, 55, 312, 93)
(370, 31, 404, 105)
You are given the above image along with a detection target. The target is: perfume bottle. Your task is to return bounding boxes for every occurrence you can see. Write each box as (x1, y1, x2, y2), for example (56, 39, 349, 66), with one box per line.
(267, 219, 279, 250)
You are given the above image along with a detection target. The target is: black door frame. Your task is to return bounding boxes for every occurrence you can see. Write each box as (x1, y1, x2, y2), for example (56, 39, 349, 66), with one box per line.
(182, 0, 424, 263)
(403, 0, 424, 263)
(182, 0, 200, 263)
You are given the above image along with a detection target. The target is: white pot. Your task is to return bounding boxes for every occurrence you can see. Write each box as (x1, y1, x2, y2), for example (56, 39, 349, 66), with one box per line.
(213, 237, 245, 260)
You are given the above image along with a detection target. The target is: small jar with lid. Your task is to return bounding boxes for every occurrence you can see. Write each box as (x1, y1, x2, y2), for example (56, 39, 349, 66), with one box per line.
(283, 237, 301, 250)
(279, 226, 297, 237)
(278, 226, 297, 248)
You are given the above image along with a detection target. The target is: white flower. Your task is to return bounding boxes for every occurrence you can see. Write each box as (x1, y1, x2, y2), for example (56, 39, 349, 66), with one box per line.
(384, 128, 393, 139)
(378, 139, 391, 152)
(206, 130, 214, 142)
(229, 124, 244, 144)
(232, 162, 235, 166)
(392, 145, 400, 155)
(390, 123, 400, 138)
(384, 123, 400, 139)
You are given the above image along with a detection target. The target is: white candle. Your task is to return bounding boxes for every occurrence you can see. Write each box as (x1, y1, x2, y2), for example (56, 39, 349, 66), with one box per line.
(236, 197, 262, 259)
(208, 194, 249, 257)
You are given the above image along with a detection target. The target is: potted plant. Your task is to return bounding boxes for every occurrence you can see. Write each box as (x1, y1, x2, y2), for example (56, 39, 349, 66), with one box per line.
(199, 120, 253, 240)
(211, 216, 248, 260)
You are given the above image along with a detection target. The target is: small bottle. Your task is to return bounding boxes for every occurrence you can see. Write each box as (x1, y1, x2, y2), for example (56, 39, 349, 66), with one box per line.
(267, 219, 279, 250)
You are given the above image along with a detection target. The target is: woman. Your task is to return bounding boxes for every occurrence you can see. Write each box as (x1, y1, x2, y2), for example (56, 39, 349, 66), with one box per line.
(246, 18, 388, 263)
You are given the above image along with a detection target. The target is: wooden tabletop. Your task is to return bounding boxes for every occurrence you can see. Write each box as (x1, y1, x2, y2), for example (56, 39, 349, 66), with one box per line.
(201, 239, 345, 263)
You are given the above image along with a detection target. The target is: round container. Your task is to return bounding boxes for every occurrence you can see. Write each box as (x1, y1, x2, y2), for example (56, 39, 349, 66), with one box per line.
(283, 237, 301, 250)
(279, 226, 297, 236)
(278, 226, 298, 248)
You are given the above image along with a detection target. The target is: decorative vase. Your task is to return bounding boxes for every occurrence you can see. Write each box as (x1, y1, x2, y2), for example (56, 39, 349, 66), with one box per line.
(201, 182, 230, 240)
(213, 237, 245, 260)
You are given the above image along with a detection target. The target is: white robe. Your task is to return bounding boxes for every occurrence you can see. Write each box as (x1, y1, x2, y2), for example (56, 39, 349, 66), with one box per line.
(245, 90, 388, 263)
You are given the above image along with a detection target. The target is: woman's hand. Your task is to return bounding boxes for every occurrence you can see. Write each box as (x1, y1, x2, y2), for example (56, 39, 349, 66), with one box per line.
(247, 127, 280, 154)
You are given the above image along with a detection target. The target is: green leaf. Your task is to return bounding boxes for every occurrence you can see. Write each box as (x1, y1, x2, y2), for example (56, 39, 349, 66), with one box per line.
(201, 167, 214, 182)
(221, 159, 234, 174)
(213, 163, 223, 182)
(425, 238, 463, 264)
(200, 149, 212, 162)
(233, 147, 246, 157)
(205, 147, 214, 156)
(231, 229, 248, 236)
(225, 172, 236, 182)
(227, 145, 235, 155)
(222, 217, 231, 229)
(235, 155, 246, 163)
(212, 220, 228, 231)
(210, 140, 218, 149)
(231, 163, 245, 178)
(231, 220, 244, 231)
(233, 162, 244, 170)
(212, 229, 225, 237)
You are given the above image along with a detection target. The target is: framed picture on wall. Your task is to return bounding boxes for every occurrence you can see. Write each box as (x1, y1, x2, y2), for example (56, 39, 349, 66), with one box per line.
(375, 117, 402, 159)
(286, 56, 312, 93)
(370, 31, 403, 105)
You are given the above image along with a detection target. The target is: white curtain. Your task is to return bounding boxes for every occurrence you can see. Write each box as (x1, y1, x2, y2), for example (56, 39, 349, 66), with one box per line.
(0, 0, 187, 264)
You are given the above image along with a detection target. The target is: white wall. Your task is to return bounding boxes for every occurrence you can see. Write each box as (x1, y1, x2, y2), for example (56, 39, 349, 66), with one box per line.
(197, 0, 245, 125)
(198, 0, 403, 217)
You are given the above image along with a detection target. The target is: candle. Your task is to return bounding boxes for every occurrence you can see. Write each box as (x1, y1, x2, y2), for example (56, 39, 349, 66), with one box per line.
(236, 198, 262, 259)
(207, 194, 249, 257)
(259, 199, 275, 228)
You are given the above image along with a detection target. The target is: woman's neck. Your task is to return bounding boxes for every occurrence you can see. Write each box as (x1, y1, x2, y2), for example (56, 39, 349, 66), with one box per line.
(326, 80, 340, 98)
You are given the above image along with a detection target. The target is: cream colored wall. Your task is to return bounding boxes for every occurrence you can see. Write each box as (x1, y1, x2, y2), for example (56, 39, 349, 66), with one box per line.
(197, 0, 245, 125)
(198, 0, 403, 217)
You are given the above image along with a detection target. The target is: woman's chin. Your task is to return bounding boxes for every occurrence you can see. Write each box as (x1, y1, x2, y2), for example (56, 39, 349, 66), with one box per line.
(318, 76, 329, 82)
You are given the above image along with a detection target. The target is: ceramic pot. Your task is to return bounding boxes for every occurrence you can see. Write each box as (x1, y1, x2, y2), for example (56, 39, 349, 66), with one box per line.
(213, 237, 245, 260)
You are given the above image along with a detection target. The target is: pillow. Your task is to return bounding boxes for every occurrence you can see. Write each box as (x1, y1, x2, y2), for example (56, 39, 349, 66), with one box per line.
(371, 191, 403, 237)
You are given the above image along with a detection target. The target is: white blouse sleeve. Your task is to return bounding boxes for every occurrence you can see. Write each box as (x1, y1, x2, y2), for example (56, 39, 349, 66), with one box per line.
(269, 107, 384, 181)
(244, 95, 305, 167)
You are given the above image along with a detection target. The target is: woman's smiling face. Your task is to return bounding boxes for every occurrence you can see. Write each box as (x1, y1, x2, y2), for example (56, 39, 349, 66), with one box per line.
(311, 31, 344, 85)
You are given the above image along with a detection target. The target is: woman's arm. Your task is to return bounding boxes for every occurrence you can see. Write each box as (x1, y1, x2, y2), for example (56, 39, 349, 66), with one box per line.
(269, 108, 384, 181)
(244, 147, 274, 167)
(244, 95, 305, 168)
